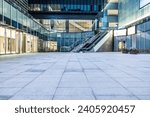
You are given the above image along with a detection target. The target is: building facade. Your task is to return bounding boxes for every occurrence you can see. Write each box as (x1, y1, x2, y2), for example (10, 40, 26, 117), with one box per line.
(5, 0, 28, 12)
(114, 0, 150, 51)
(1, 0, 150, 54)
(0, 0, 52, 55)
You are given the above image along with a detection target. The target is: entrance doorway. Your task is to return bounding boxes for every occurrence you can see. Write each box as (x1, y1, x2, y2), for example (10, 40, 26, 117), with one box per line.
(118, 41, 125, 51)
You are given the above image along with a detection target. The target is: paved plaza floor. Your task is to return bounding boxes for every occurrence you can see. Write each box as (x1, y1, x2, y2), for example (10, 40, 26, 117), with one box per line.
(0, 52, 150, 100)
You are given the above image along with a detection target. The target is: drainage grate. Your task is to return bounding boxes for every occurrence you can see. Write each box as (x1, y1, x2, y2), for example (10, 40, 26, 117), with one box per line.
(25, 69, 46, 73)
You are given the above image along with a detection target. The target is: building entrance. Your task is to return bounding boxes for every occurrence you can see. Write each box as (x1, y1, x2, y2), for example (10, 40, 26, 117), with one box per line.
(118, 41, 125, 51)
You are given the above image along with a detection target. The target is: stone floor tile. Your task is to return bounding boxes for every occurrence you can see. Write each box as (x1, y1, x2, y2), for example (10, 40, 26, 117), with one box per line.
(10, 95, 52, 100)
(96, 95, 138, 100)
(0, 52, 150, 100)
(53, 95, 95, 100)
(55, 88, 93, 96)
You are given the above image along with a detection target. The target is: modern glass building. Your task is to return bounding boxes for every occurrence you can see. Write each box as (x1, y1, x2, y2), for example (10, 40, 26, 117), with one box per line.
(1, 0, 150, 101)
(114, 0, 150, 52)
(6, 0, 29, 12)
(0, 0, 50, 54)
(0, 0, 150, 54)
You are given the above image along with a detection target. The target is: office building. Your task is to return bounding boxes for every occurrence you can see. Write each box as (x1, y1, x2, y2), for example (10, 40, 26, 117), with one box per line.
(1, 0, 150, 53)
(0, 0, 150, 100)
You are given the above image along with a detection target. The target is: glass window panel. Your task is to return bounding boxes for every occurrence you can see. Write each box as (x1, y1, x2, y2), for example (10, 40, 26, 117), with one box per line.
(11, 6, 17, 21)
(140, 33, 145, 50)
(30, 19, 34, 30)
(136, 34, 140, 49)
(17, 11, 23, 24)
(145, 31, 150, 50)
(126, 36, 132, 49)
(87, 5, 90, 11)
(145, 20, 150, 31)
(3, 1, 10, 18)
(0, 1, 49, 40)
(132, 35, 137, 48)
(137, 23, 145, 33)
(23, 14, 27, 26)
(140, 0, 150, 8)
(94, 5, 97, 11)
(119, 0, 150, 27)
(0, 0, 2, 15)
(27, 17, 30, 27)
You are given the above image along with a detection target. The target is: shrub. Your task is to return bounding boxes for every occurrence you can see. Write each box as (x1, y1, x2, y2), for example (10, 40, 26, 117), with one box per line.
(122, 49, 129, 54)
(144, 50, 150, 53)
(130, 48, 139, 54)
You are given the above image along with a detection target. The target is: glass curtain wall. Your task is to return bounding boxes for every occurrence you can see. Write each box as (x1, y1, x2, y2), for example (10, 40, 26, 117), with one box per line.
(50, 31, 94, 52)
(39, 19, 93, 32)
(30, 4, 98, 12)
(29, 0, 102, 12)
(114, 20, 150, 51)
(0, 0, 2, 21)
(0, 0, 49, 55)
(119, 0, 150, 27)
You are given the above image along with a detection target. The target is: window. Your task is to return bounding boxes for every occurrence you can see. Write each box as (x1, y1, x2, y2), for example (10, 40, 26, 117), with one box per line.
(145, 31, 150, 50)
(0, 0, 2, 15)
(140, 0, 150, 8)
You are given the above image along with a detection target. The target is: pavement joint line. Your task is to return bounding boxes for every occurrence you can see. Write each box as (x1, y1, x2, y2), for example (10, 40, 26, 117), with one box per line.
(9, 55, 61, 99)
(92, 61, 140, 100)
(52, 54, 72, 100)
(76, 54, 97, 100)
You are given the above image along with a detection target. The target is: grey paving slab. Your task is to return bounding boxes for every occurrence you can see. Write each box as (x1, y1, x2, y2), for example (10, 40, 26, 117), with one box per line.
(136, 96, 150, 100)
(34, 78, 60, 82)
(10, 95, 53, 100)
(62, 73, 85, 77)
(93, 87, 132, 96)
(61, 78, 87, 82)
(113, 77, 142, 82)
(29, 81, 59, 88)
(53, 95, 95, 100)
(0, 77, 11, 82)
(55, 88, 93, 96)
(87, 77, 116, 82)
(96, 95, 138, 100)
(0, 52, 150, 100)
(0, 88, 21, 95)
(119, 82, 150, 88)
(5, 78, 34, 82)
(0, 74, 16, 78)
(89, 82, 122, 88)
(128, 88, 150, 95)
(140, 77, 150, 82)
(59, 81, 89, 88)
(14, 74, 40, 78)
(0, 81, 29, 88)
(0, 95, 12, 100)
(15, 87, 56, 96)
